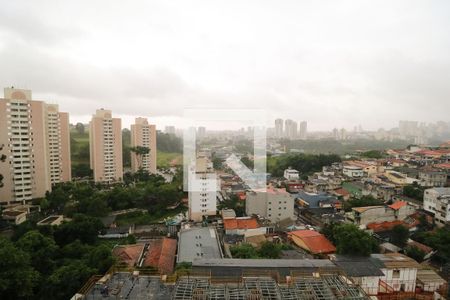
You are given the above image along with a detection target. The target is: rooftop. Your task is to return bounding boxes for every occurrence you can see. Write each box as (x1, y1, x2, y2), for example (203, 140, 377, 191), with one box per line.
(388, 201, 407, 210)
(288, 230, 336, 255)
(191, 258, 336, 269)
(352, 206, 385, 213)
(177, 226, 222, 263)
(332, 255, 385, 277)
(371, 253, 421, 269)
(223, 217, 259, 230)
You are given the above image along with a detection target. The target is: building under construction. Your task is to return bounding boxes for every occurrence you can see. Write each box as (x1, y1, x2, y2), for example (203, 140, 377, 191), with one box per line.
(77, 270, 369, 300)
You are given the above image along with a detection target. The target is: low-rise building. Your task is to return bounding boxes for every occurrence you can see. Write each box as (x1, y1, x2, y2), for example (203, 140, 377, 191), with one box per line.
(177, 225, 223, 263)
(246, 188, 295, 223)
(418, 170, 446, 187)
(295, 191, 340, 209)
(423, 187, 450, 227)
(287, 230, 336, 256)
(349, 206, 396, 227)
(333, 253, 421, 295)
(223, 217, 265, 236)
(284, 168, 299, 180)
(343, 165, 364, 178)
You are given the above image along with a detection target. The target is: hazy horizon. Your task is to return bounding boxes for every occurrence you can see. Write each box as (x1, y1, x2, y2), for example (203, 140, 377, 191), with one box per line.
(1, 0, 450, 130)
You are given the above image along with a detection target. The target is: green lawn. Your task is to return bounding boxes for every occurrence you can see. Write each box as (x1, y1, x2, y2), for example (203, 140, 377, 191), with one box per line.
(157, 152, 182, 168)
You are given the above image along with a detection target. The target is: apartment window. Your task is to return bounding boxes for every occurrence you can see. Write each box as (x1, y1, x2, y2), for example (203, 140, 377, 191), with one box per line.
(392, 270, 400, 278)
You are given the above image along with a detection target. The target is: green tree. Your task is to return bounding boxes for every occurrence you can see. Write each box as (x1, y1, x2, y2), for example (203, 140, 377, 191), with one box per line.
(403, 184, 424, 201)
(344, 195, 384, 211)
(332, 224, 378, 256)
(44, 261, 96, 300)
(130, 146, 150, 170)
(122, 128, 131, 168)
(230, 243, 258, 258)
(75, 122, 85, 134)
(391, 225, 409, 247)
(405, 246, 425, 262)
(0, 143, 6, 188)
(54, 215, 103, 246)
(258, 242, 282, 258)
(361, 150, 384, 159)
(88, 244, 114, 274)
(0, 238, 39, 299)
(16, 230, 58, 275)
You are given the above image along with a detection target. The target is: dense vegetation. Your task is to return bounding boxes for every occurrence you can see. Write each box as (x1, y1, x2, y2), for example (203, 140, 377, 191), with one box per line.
(343, 195, 384, 211)
(403, 182, 425, 201)
(42, 170, 184, 218)
(267, 153, 341, 177)
(361, 150, 384, 159)
(230, 242, 293, 259)
(217, 194, 245, 217)
(321, 223, 379, 256)
(0, 169, 185, 299)
(0, 215, 122, 300)
(157, 132, 182, 153)
(414, 228, 450, 264)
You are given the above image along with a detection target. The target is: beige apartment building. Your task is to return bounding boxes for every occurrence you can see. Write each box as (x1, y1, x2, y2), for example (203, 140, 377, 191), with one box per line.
(130, 117, 157, 173)
(0, 87, 71, 205)
(89, 109, 123, 182)
(246, 188, 295, 223)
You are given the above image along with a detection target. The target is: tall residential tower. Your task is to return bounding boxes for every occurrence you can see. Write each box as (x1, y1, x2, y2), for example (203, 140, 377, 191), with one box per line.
(130, 117, 157, 174)
(0, 87, 71, 205)
(89, 109, 123, 182)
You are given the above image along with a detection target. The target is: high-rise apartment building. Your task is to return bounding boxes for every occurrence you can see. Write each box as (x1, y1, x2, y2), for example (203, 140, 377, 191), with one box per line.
(285, 119, 298, 139)
(130, 117, 157, 174)
(89, 109, 123, 182)
(299, 121, 307, 140)
(275, 119, 284, 138)
(0, 87, 71, 205)
(188, 156, 217, 222)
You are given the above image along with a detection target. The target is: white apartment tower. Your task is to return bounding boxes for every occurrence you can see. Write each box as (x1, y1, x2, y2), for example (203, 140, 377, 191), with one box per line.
(275, 119, 284, 138)
(188, 156, 218, 222)
(0, 87, 71, 205)
(89, 109, 123, 183)
(130, 117, 157, 174)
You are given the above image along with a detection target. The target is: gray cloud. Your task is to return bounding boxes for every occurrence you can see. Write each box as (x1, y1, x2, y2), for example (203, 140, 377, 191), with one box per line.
(0, 0, 449, 130)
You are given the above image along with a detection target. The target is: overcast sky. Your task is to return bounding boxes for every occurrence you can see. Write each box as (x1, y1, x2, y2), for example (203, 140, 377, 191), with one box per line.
(0, 0, 449, 131)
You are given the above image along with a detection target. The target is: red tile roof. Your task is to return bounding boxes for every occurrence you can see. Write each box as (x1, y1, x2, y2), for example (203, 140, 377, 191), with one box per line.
(288, 230, 336, 255)
(408, 240, 433, 254)
(112, 244, 144, 267)
(223, 218, 259, 230)
(334, 188, 350, 196)
(388, 201, 407, 210)
(367, 220, 405, 232)
(434, 163, 450, 170)
(143, 238, 177, 274)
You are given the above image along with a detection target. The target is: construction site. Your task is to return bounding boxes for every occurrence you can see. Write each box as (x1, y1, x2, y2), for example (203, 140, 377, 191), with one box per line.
(76, 269, 370, 300)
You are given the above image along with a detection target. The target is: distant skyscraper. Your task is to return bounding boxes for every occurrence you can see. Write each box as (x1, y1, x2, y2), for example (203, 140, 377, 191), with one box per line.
(165, 126, 176, 135)
(275, 119, 283, 138)
(284, 119, 297, 139)
(0, 87, 71, 205)
(197, 126, 206, 139)
(399, 120, 418, 137)
(131, 117, 157, 174)
(90, 109, 123, 182)
(299, 121, 307, 140)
